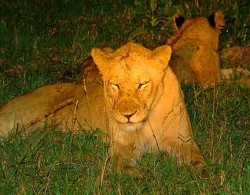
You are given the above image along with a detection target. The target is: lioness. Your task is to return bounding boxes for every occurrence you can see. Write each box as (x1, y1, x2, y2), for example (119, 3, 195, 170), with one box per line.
(167, 10, 225, 88)
(0, 42, 204, 171)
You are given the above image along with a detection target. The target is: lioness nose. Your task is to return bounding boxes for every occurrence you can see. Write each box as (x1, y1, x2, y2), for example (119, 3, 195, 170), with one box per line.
(118, 101, 138, 120)
(124, 111, 136, 120)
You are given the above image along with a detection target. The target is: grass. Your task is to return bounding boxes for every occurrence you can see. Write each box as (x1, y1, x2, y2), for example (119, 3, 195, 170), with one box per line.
(0, 0, 249, 194)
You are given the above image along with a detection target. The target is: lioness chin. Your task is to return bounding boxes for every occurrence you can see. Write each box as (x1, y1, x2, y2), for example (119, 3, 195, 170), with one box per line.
(0, 42, 204, 173)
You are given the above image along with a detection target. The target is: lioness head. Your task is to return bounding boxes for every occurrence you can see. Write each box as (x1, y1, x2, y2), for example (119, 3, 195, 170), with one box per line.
(91, 42, 171, 131)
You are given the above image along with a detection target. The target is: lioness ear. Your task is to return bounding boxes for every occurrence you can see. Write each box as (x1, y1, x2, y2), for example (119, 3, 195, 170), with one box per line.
(150, 45, 172, 69)
(215, 10, 225, 30)
(91, 48, 112, 75)
(208, 10, 225, 30)
(174, 14, 185, 30)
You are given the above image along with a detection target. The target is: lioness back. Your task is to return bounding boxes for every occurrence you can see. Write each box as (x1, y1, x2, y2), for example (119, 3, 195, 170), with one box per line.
(0, 83, 107, 136)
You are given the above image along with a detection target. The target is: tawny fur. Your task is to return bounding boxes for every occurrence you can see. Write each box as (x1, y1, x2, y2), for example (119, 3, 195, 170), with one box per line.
(167, 10, 225, 88)
(0, 42, 204, 172)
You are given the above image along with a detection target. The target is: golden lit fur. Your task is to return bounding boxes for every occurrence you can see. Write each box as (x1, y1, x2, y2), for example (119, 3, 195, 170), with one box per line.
(167, 11, 225, 88)
(0, 42, 204, 171)
(0, 83, 107, 135)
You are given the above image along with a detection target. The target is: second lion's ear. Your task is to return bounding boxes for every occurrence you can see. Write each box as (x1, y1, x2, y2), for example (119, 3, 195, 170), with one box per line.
(173, 14, 185, 30)
(215, 10, 225, 30)
(207, 10, 225, 30)
(91, 48, 113, 75)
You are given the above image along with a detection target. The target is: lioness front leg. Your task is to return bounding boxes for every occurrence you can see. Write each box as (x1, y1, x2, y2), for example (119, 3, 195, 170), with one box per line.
(178, 137, 205, 168)
(162, 135, 205, 169)
(109, 141, 140, 174)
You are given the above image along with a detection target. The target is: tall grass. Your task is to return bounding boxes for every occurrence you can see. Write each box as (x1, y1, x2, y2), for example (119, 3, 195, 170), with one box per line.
(0, 0, 249, 193)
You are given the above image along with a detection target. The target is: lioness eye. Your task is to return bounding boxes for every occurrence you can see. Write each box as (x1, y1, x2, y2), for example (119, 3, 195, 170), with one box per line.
(110, 82, 119, 90)
(138, 81, 150, 90)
